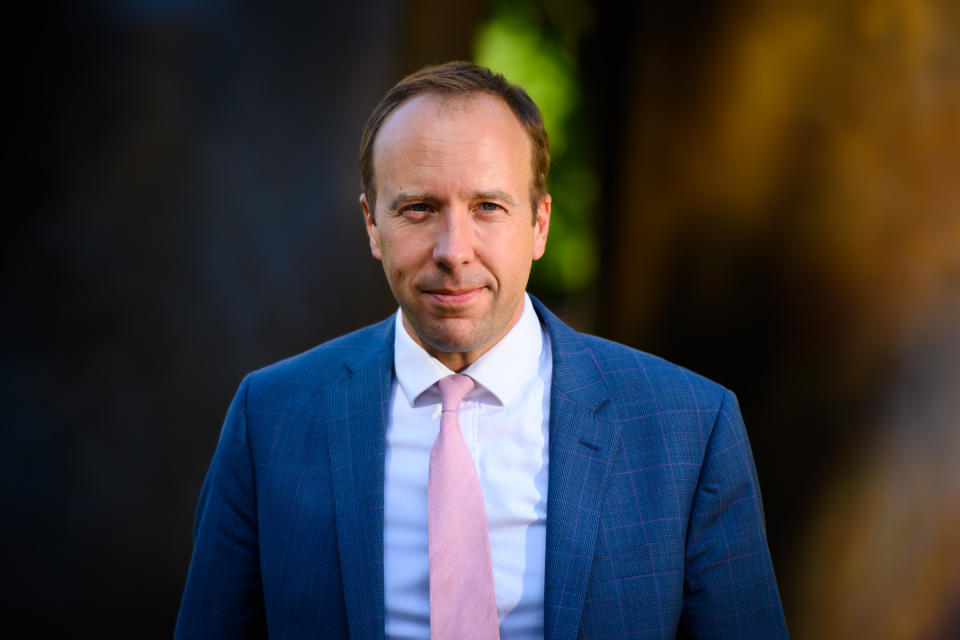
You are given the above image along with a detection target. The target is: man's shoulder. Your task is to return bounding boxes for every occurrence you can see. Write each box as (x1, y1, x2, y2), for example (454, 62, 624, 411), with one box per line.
(562, 330, 737, 436)
(577, 331, 728, 400)
(245, 315, 394, 390)
(533, 297, 729, 403)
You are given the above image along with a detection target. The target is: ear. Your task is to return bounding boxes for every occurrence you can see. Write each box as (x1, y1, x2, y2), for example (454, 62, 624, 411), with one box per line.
(532, 194, 551, 261)
(360, 193, 382, 261)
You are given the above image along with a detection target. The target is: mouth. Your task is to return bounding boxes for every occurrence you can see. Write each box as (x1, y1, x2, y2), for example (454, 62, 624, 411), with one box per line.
(424, 287, 485, 305)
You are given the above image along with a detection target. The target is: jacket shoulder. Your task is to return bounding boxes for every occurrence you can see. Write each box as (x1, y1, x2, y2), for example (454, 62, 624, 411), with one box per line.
(577, 332, 732, 419)
(531, 294, 731, 415)
(585, 333, 725, 390)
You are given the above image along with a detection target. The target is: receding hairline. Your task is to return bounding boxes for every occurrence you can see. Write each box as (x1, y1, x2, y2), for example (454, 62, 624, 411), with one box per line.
(372, 90, 532, 165)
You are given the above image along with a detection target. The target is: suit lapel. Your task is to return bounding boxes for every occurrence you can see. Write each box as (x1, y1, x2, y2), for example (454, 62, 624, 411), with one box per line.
(534, 299, 622, 640)
(328, 318, 394, 640)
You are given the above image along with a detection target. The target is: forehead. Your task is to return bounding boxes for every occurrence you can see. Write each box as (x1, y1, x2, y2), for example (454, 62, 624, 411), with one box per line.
(372, 92, 532, 192)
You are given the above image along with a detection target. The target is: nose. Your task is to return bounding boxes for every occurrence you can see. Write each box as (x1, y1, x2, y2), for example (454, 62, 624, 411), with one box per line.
(432, 210, 475, 269)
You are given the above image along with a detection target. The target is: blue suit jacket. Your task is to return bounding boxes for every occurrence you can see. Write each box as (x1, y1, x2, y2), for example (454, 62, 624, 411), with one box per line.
(176, 298, 788, 639)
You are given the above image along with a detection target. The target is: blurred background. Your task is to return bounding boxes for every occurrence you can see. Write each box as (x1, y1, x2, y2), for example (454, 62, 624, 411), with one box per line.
(4, 0, 958, 637)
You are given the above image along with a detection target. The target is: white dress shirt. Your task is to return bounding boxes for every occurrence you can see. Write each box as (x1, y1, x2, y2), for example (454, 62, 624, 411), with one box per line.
(384, 293, 552, 639)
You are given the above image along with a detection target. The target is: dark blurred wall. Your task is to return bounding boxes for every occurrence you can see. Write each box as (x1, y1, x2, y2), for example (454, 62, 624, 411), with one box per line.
(3, 1, 483, 635)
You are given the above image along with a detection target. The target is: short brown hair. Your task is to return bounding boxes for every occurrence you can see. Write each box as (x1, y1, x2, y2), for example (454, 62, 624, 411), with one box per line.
(359, 61, 550, 222)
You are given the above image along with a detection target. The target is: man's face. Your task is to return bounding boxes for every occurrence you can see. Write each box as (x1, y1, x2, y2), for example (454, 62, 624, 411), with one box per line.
(361, 92, 550, 371)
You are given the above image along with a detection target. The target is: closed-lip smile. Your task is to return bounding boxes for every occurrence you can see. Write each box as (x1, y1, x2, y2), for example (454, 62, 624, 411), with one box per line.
(426, 287, 484, 305)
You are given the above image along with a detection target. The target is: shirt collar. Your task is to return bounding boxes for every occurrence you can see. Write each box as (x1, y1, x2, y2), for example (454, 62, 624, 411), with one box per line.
(393, 293, 544, 408)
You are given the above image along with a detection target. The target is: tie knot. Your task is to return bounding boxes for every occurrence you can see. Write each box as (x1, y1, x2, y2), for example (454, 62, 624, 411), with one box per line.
(437, 374, 475, 411)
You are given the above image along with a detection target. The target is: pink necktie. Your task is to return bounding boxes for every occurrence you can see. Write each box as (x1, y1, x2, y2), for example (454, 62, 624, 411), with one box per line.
(428, 374, 500, 639)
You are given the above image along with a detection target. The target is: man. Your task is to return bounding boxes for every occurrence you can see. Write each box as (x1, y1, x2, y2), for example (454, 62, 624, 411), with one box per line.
(176, 62, 788, 639)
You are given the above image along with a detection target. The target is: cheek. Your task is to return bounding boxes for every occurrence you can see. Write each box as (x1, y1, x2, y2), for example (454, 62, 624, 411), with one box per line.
(389, 265, 408, 284)
(500, 234, 536, 270)
(380, 237, 422, 281)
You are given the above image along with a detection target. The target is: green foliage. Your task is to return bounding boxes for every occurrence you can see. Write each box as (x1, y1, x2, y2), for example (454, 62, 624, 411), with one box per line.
(473, 3, 597, 293)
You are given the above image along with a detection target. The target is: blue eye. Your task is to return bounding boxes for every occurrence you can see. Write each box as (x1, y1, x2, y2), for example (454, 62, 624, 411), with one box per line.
(479, 202, 500, 211)
(398, 203, 431, 217)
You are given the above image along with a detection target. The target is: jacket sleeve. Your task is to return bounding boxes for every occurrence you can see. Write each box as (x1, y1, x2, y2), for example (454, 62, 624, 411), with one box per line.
(678, 390, 790, 638)
(175, 375, 268, 639)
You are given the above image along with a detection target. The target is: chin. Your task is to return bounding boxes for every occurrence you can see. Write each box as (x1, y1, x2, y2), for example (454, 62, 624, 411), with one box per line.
(421, 323, 487, 355)
(423, 333, 481, 355)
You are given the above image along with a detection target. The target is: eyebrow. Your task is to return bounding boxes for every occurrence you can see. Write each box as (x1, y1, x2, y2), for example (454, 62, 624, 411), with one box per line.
(387, 190, 519, 211)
